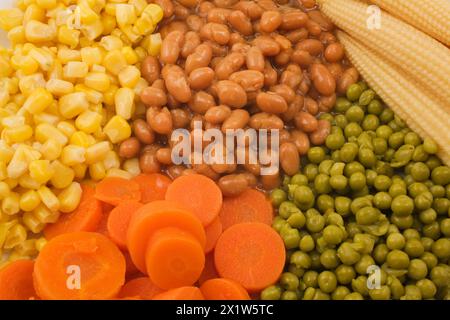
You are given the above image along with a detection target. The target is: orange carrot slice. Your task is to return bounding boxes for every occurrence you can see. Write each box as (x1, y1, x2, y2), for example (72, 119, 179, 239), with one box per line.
(44, 185, 102, 239)
(165, 174, 223, 226)
(124, 251, 141, 278)
(132, 173, 172, 203)
(200, 278, 250, 300)
(107, 200, 143, 250)
(219, 189, 273, 230)
(198, 253, 219, 286)
(152, 286, 204, 300)
(214, 223, 285, 292)
(118, 277, 163, 300)
(204, 217, 222, 254)
(33, 232, 126, 300)
(95, 177, 141, 206)
(127, 200, 206, 273)
(0, 260, 36, 300)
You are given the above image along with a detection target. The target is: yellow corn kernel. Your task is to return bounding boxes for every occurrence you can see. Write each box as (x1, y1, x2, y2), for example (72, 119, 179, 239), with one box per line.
(103, 150, 120, 170)
(8, 26, 26, 45)
(144, 4, 164, 25)
(121, 46, 138, 65)
(73, 163, 87, 179)
(84, 72, 111, 92)
(2, 192, 20, 215)
(100, 35, 123, 51)
(57, 25, 80, 48)
(36, 0, 57, 9)
(63, 61, 89, 78)
(101, 13, 116, 35)
(48, 60, 63, 80)
(3, 224, 27, 249)
(12, 55, 39, 75)
(29, 48, 54, 71)
(19, 190, 41, 212)
(0, 181, 10, 199)
(75, 85, 103, 105)
(2, 125, 33, 144)
(18, 174, 41, 190)
(57, 121, 77, 138)
(35, 123, 69, 146)
(103, 115, 131, 143)
(60, 145, 86, 167)
(91, 64, 106, 73)
(19, 73, 46, 97)
(59, 92, 89, 119)
(111, 27, 131, 46)
(85, 141, 110, 164)
(50, 160, 74, 189)
(35, 237, 47, 251)
(58, 182, 82, 213)
(0, 8, 24, 31)
(81, 19, 104, 41)
(134, 13, 155, 36)
(118, 65, 141, 89)
(7, 148, 29, 179)
(79, 0, 99, 24)
(130, 0, 147, 15)
(115, 87, 135, 120)
(147, 33, 162, 57)
(75, 110, 102, 134)
(46, 78, 74, 96)
(89, 161, 106, 181)
(134, 46, 147, 62)
(0, 87, 9, 110)
(116, 4, 137, 28)
(121, 25, 142, 44)
(4, 178, 18, 190)
(103, 49, 127, 75)
(33, 113, 59, 126)
(0, 162, 7, 181)
(0, 114, 24, 129)
(29, 160, 54, 184)
(70, 131, 94, 147)
(123, 158, 141, 177)
(104, 3, 116, 16)
(22, 212, 44, 234)
(14, 239, 37, 257)
(106, 168, 132, 180)
(80, 46, 102, 66)
(25, 20, 56, 43)
(103, 85, 118, 106)
(37, 186, 60, 212)
(33, 203, 60, 224)
(22, 87, 53, 114)
(57, 47, 81, 63)
(134, 78, 149, 98)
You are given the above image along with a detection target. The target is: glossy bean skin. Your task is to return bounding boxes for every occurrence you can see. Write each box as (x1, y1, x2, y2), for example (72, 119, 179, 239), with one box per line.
(205, 105, 232, 124)
(264, 61, 278, 87)
(308, 10, 334, 31)
(246, 46, 265, 72)
(216, 80, 247, 108)
(260, 11, 282, 33)
(233, 1, 263, 20)
(338, 67, 359, 94)
(311, 63, 336, 96)
(146, 107, 173, 135)
(160, 31, 185, 65)
(155, 147, 173, 165)
(162, 65, 192, 103)
(185, 43, 213, 75)
(229, 70, 264, 92)
(188, 67, 215, 90)
(280, 10, 308, 30)
(171, 108, 191, 128)
(228, 10, 253, 36)
(188, 91, 216, 114)
(253, 36, 281, 56)
(141, 56, 161, 85)
(133, 119, 155, 145)
(181, 31, 201, 58)
(261, 170, 281, 190)
(215, 52, 245, 80)
(295, 111, 319, 133)
(249, 113, 284, 130)
(291, 129, 310, 155)
(200, 22, 231, 45)
(270, 84, 295, 104)
(280, 142, 300, 176)
(310, 119, 331, 145)
(218, 174, 249, 196)
(186, 14, 205, 31)
(325, 43, 344, 62)
(222, 109, 250, 130)
(291, 49, 313, 66)
(119, 137, 140, 159)
(256, 92, 288, 114)
(280, 65, 303, 89)
(296, 39, 324, 56)
(304, 97, 319, 115)
(285, 28, 309, 43)
(282, 95, 303, 122)
(139, 151, 161, 174)
(318, 94, 336, 112)
(140, 87, 167, 107)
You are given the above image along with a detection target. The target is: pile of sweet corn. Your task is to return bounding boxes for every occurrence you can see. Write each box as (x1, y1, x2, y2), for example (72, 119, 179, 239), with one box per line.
(0, 0, 163, 266)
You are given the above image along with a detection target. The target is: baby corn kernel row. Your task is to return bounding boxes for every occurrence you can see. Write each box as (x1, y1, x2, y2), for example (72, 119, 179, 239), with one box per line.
(0, 0, 163, 266)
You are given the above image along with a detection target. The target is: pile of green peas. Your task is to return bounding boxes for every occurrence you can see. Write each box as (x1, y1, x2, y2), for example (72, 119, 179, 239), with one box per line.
(261, 82, 450, 300)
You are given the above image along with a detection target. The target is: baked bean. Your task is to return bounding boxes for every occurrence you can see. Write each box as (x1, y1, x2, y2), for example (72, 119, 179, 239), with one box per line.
(139, 152, 161, 174)
(324, 43, 344, 63)
(307, 10, 334, 31)
(166, 94, 181, 109)
(291, 130, 310, 155)
(296, 39, 324, 56)
(174, 4, 190, 18)
(304, 97, 319, 115)
(192, 163, 220, 180)
(260, 11, 282, 33)
(198, 1, 215, 16)
(188, 91, 216, 114)
(229, 32, 245, 45)
(291, 49, 313, 66)
(147, 107, 173, 135)
(310, 63, 336, 96)
(167, 20, 189, 34)
(188, 67, 215, 90)
(270, 84, 295, 104)
(285, 28, 309, 43)
(230, 42, 250, 54)
(154, 0, 174, 18)
(280, 10, 308, 30)
(160, 31, 184, 64)
(294, 111, 318, 133)
(222, 109, 250, 130)
(167, 165, 186, 179)
(215, 52, 245, 80)
(318, 94, 336, 112)
(170, 108, 191, 128)
(185, 43, 213, 75)
(264, 61, 278, 87)
(246, 46, 265, 71)
(177, 0, 199, 8)
(244, 163, 261, 176)
(133, 119, 155, 145)
(252, 20, 261, 34)
(277, 129, 290, 145)
(207, 8, 231, 23)
(249, 112, 284, 130)
(253, 36, 280, 56)
(256, 92, 288, 114)
(320, 32, 337, 45)
(162, 65, 191, 103)
(327, 62, 343, 80)
(119, 137, 140, 159)
(239, 172, 257, 186)
(140, 87, 167, 108)
(261, 170, 281, 190)
(228, 10, 253, 36)
(200, 22, 230, 45)
(337, 67, 359, 94)
(300, 0, 316, 9)
(151, 79, 166, 91)
(306, 20, 322, 37)
(218, 174, 249, 196)
(257, 0, 277, 11)
(216, 80, 247, 108)
(282, 95, 303, 122)
(280, 142, 300, 176)
(204, 40, 229, 56)
(204, 122, 221, 130)
(233, 1, 263, 20)
(141, 56, 161, 85)
(211, 163, 237, 174)
(190, 114, 205, 130)
(156, 147, 173, 165)
(182, 168, 197, 176)
(186, 15, 204, 31)
(298, 78, 310, 95)
(205, 105, 231, 124)
(274, 49, 292, 66)
(229, 70, 264, 92)
(214, 0, 239, 7)
(181, 31, 201, 58)
(280, 68, 303, 89)
(310, 119, 331, 145)
(272, 34, 292, 51)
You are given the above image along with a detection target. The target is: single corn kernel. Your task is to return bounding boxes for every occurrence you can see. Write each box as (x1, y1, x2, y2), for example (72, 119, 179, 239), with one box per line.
(4, 178, 19, 190)
(15, 239, 38, 257)
(2, 192, 20, 215)
(0, 142, 17, 163)
(103, 115, 131, 143)
(33, 203, 60, 224)
(123, 158, 141, 177)
(37, 186, 60, 212)
(106, 168, 132, 180)
(130, 0, 148, 15)
(57, 47, 81, 63)
(22, 212, 45, 234)
(134, 46, 147, 62)
(118, 65, 141, 88)
(116, 4, 137, 28)
(103, 85, 118, 106)
(103, 150, 120, 170)
(28, 48, 54, 71)
(133, 78, 149, 97)
(147, 33, 162, 57)
(121, 46, 138, 64)
(50, 160, 74, 189)
(70, 131, 95, 147)
(134, 13, 155, 36)
(14, 55, 39, 75)
(91, 64, 106, 73)
(144, 4, 164, 25)
(35, 123, 68, 146)
(72, 163, 87, 179)
(46, 78, 74, 96)
(78, 0, 99, 24)
(7, 148, 29, 179)
(85, 141, 110, 164)
(60, 145, 86, 166)
(2, 125, 33, 144)
(58, 182, 82, 213)
(25, 20, 56, 43)
(29, 160, 54, 184)
(19, 190, 41, 212)
(59, 92, 89, 119)
(36, 0, 57, 10)
(58, 25, 80, 48)
(0, 8, 24, 31)
(18, 174, 41, 190)
(75, 110, 102, 134)
(85, 72, 111, 92)
(103, 49, 127, 75)
(74, 84, 103, 105)
(3, 224, 27, 249)
(19, 73, 46, 96)
(0, 162, 7, 181)
(33, 113, 59, 126)
(0, 181, 10, 200)
(63, 61, 89, 78)
(57, 121, 77, 138)
(89, 161, 106, 181)
(8, 26, 26, 45)
(115, 87, 135, 119)
(22, 88, 53, 114)
(100, 35, 123, 51)
(81, 19, 103, 41)
(35, 237, 47, 251)
(121, 25, 142, 43)
(101, 13, 116, 35)
(80, 46, 102, 66)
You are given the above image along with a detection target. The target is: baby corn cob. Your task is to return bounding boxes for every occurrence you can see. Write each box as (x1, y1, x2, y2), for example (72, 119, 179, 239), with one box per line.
(337, 31, 450, 165)
(370, 0, 450, 46)
(318, 0, 450, 106)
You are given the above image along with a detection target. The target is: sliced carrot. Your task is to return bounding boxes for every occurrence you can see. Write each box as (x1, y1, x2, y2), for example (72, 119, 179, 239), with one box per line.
(132, 173, 172, 203)
(145, 228, 205, 290)
(0, 260, 36, 300)
(198, 253, 219, 286)
(44, 185, 102, 239)
(204, 217, 222, 254)
(107, 200, 143, 250)
(96, 212, 109, 237)
(102, 202, 115, 214)
(214, 222, 285, 292)
(152, 286, 204, 300)
(33, 232, 126, 300)
(95, 177, 141, 206)
(165, 174, 223, 227)
(118, 277, 163, 300)
(127, 200, 206, 273)
(219, 189, 273, 230)
(124, 251, 141, 278)
(200, 278, 250, 300)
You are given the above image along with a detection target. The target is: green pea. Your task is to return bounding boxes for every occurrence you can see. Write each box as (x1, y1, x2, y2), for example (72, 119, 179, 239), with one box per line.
(356, 207, 379, 225)
(414, 191, 433, 211)
(332, 286, 351, 300)
(374, 175, 392, 191)
(404, 132, 421, 146)
(429, 185, 445, 198)
(433, 198, 450, 214)
(389, 183, 407, 198)
(326, 213, 344, 226)
(370, 137, 386, 156)
(325, 133, 345, 150)
(389, 276, 405, 300)
(270, 188, 287, 207)
(281, 291, 298, 300)
(351, 276, 369, 296)
(357, 149, 375, 168)
(355, 254, 375, 275)
(431, 238, 450, 259)
(322, 225, 343, 245)
(422, 221, 441, 239)
(379, 108, 394, 124)
(282, 176, 291, 187)
(420, 252, 438, 270)
(272, 217, 288, 233)
(388, 120, 401, 132)
(334, 196, 351, 217)
(339, 143, 358, 163)
(316, 194, 334, 213)
(337, 242, 360, 265)
(365, 99, 382, 115)
(361, 114, 379, 131)
(376, 125, 393, 139)
(344, 122, 363, 138)
(391, 144, 415, 167)
(404, 238, 425, 258)
(260, 285, 282, 300)
(373, 243, 389, 264)
(282, 228, 301, 249)
(357, 81, 368, 91)
(306, 214, 325, 233)
(386, 233, 406, 250)
(390, 195, 414, 216)
(304, 163, 318, 182)
(431, 166, 450, 185)
(371, 192, 391, 210)
(421, 237, 434, 252)
(386, 249, 410, 269)
(412, 145, 429, 162)
(346, 83, 363, 101)
(279, 201, 299, 219)
(287, 212, 306, 228)
(416, 279, 437, 299)
(317, 271, 337, 294)
(299, 235, 315, 252)
(430, 265, 450, 287)
(293, 186, 315, 211)
(344, 161, 366, 178)
(290, 174, 308, 186)
(352, 186, 370, 198)
(314, 173, 331, 195)
(350, 197, 372, 215)
(440, 218, 450, 237)
(320, 249, 340, 269)
(388, 132, 405, 149)
(334, 265, 355, 285)
(364, 170, 376, 187)
(408, 259, 428, 280)
(319, 113, 334, 122)
(344, 292, 364, 300)
(290, 251, 311, 269)
(329, 175, 348, 191)
(425, 156, 442, 171)
(349, 172, 367, 191)
(307, 147, 326, 164)
(335, 97, 352, 113)
(280, 272, 299, 291)
(288, 264, 304, 278)
(391, 215, 413, 230)
(384, 149, 396, 162)
(423, 137, 438, 154)
(409, 162, 430, 182)
(408, 182, 428, 198)
(303, 271, 319, 288)
(318, 160, 334, 176)
(419, 208, 437, 224)
(360, 89, 377, 106)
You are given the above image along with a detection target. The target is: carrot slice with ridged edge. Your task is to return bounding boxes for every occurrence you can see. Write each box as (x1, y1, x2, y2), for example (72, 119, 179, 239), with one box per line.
(204, 217, 222, 254)
(127, 200, 206, 273)
(165, 174, 223, 226)
(214, 222, 285, 292)
(95, 177, 141, 206)
(107, 200, 143, 250)
(132, 173, 172, 203)
(219, 189, 273, 230)
(118, 277, 163, 300)
(33, 232, 126, 300)
(44, 185, 102, 239)
(0, 260, 36, 300)
(200, 278, 250, 300)
(152, 286, 204, 300)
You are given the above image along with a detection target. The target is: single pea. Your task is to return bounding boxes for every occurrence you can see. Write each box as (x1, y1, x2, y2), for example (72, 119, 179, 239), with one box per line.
(350, 197, 372, 215)
(329, 175, 348, 191)
(419, 208, 437, 224)
(359, 89, 375, 106)
(369, 285, 391, 300)
(303, 271, 319, 288)
(344, 122, 363, 138)
(404, 238, 425, 258)
(376, 125, 393, 139)
(351, 276, 369, 296)
(354, 254, 375, 275)
(379, 108, 394, 124)
(423, 137, 438, 154)
(337, 242, 361, 265)
(306, 214, 325, 233)
(345, 106, 365, 123)
(344, 292, 364, 300)
(319, 113, 334, 122)
(410, 162, 430, 182)
(334, 196, 351, 217)
(282, 228, 301, 249)
(422, 221, 441, 240)
(322, 225, 343, 245)
(346, 83, 363, 101)
(354, 233, 376, 255)
(335, 265, 356, 285)
(327, 213, 344, 227)
(260, 285, 282, 300)
(280, 272, 300, 291)
(290, 174, 308, 187)
(355, 207, 380, 225)
(287, 212, 306, 229)
(440, 218, 450, 237)
(272, 217, 288, 233)
(325, 133, 345, 151)
(293, 186, 315, 210)
(319, 249, 339, 269)
(386, 249, 410, 269)
(388, 275, 405, 300)
(367, 99, 383, 115)
(335, 97, 352, 113)
(270, 188, 287, 207)
(288, 264, 304, 278)
(431, 166, 450, 185)
(279, 201, 299, 219)
(384, 148, 396, 162)
(371, 137, 387, 156)
(408, 182, 428, 198)
(391, 195, 414, 216)
(425, 156, 442, 171)
(361, 114, 379, 131)
(373, 243, 389, 264)
(416, 279, 437, 299)
(331, 150, 341, 162)
(433, 198, 450, 215)
(331, 286, 351, 300)
(429, 185, 445, 198)
(390, 214, 414, 229)
(374, 175, 392, 191)
(312, 289, 331, 301)
(388, 132, 405, 149)
(430, 265, 450, 287)
(403, 132, 421, 146)
(344, 162, 365, 177)
(302, 287, 316, 300)
(304, 164, 319, 181)
(316, 194, 334, 213)
(365, 170, 378, 187)
(420, 252, 438, 271)
(340, 143, 358, 163)
(318, 271, 337, 293)
(388, 120, 401, 132)
(421, 237, 434, 252)
(431, 238, 450, 259)
(352, 185, 370, 198)
(314, 173, 332, 195)
(386, 233, 406, 250)
(412, 145, 429, 162)
(318, 160, 334, 175)
(281, 291, 298, 300)
(299, 235, 315, 252)
(408, 259, 428, 280)
(307, 147, 326, 164)
(414, 191, 433, 211)
(290, 251, 311, 269)
(349, 172, 367, 191)
(358, 149, 376, 168)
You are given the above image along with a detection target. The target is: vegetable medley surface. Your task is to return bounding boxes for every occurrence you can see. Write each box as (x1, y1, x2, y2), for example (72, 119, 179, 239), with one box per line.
(0, 0, 449, 301)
